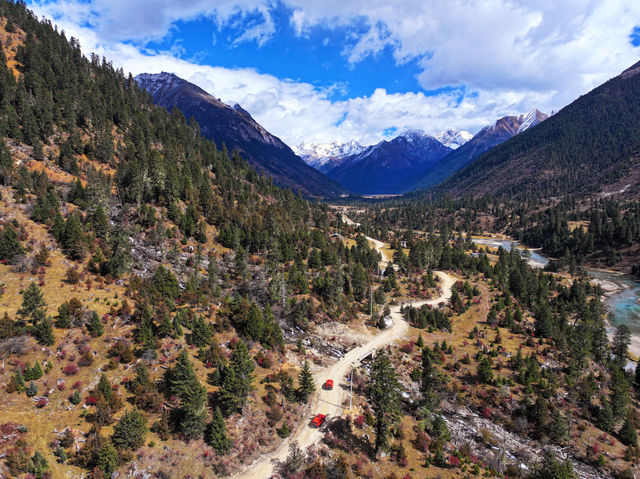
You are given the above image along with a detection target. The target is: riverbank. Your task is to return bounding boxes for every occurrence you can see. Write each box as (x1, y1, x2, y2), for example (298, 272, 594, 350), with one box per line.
(472, 235, 640, 365)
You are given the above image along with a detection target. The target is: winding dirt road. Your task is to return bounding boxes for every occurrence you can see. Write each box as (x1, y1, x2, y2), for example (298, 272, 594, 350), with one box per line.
(238, 237, 455, 479)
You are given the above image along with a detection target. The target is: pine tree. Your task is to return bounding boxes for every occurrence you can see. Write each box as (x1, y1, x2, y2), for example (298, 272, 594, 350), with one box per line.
(13, 369, 25, 392)
(230, 341, 254, 402)
(70, 390, 82, 405)
(207, 254, 218, 291)
(29, 451, 49, 479)
(219, 366, 241, 414)
(205, 407, 232, 454)
(297, 360, 315, 403)
(234, 246, 247, 279)
(97, 374, 112, 402)
(549, 409, 568, 444)
(421, 348, 441, 408)
(597, 399, 614, 433)
(0, 312, 20, 340)
(111, 409, 147, 451)
(612, 325, 631, 365)
(219, 341, 256, 414)
(166, 349, 198, 398)
(157, 314, 172, 338)
(96, 440, 119, 477)
(33, 316, 55, 346)
(173, 316, 184, 338)
(55, 302, 71, 328)
(135, 305, 157, 351)
(26, 381, 38, 397)
(188, 316, 212, 348)
(620, 413, 638, 447)
(534, 300, 553, 338)
(31, 361, 43, 379)
(262, 303, 284, 348)
(0, 225, 23, 260)
(131, 364, 152, 395)
(416, 333, 424, 348)
(530, 452, 575, 479)
(0, 138, 13, 185)
(178, 379, 207, 440)
(62, 213, 86, 259)
(477, 356, 494, 384)
(87, 311, 104, 337)
(611, 367, 630, 419)
(366, 351, 400, 453)
(152, 265, 180, 301)
(23, 364, 34, 381)
(18, 282, 46, 321)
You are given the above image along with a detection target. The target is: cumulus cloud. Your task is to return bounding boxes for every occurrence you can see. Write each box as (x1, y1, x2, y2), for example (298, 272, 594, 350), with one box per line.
(28, 0, 640, 147)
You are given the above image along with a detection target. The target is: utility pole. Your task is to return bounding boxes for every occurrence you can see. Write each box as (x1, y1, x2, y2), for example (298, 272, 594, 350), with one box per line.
(349, 366, 353, 411)
(281, 273, 285, 308)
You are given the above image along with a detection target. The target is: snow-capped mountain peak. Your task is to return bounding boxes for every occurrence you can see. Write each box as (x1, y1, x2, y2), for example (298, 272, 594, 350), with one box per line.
(435, 128, 473, 149)
(517, 109, 549, 134)
(401, 128, 432, 141)
(135, 72, 185, 97)
(294, 140, 365, 172)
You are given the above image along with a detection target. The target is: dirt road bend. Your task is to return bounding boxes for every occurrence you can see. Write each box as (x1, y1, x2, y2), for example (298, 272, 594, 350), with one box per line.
(238, 237, 454, 479)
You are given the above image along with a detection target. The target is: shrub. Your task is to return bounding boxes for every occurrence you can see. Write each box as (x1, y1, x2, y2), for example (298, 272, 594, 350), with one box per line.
(65, 268, 80, 284)
(277, 422, 291, 438)
(400, 343, 414, 354)
(62, 363, 79, 375)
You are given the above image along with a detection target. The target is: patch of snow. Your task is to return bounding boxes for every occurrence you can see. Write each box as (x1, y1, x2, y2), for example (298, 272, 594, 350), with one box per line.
(435, 128, 473, 149)
(517, 108, 549, 134)
(294, 140, 366, 169)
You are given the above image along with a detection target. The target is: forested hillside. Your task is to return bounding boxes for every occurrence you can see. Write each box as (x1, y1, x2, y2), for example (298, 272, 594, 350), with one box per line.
(408, 110, 548, 192)
(435, 61, 640, 200)
(0, 1, 385, 476)
(135, 72, 348, 198)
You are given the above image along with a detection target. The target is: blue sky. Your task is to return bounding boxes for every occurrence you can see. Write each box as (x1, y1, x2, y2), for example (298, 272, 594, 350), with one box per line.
(27, 0, 640, 147)
(144, 6, 426, 101)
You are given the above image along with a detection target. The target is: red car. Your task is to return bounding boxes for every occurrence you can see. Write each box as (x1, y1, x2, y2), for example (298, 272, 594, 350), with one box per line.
(324, 379, 334, 390)
(311, 414, 326, 428)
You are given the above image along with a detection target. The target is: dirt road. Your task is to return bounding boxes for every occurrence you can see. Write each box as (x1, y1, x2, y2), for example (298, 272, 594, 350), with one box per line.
(237, 235, 455, 479)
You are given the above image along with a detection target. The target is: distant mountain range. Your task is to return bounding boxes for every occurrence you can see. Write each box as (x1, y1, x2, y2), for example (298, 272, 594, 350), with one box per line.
(407, 109, 549, 191)
(323, 130, 454, 195)
(436, 61, 640, 199)
(135, 72, 349, 198)
(297, 110, 549, 196)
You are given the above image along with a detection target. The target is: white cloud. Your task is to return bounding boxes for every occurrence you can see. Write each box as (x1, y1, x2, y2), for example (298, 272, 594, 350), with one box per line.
(28, 0, 640, 148)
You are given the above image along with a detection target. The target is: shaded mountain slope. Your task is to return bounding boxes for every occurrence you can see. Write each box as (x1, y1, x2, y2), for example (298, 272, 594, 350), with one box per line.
(436, 63, 640, 199)
(409, 109, 548, 191)
(326, 130, 452, 194)
(136, 72, 348, 198)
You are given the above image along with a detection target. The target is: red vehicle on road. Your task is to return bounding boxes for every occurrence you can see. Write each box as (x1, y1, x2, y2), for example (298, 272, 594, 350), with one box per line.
(324, 379, 334, 390)
(311, 414, 326, 428)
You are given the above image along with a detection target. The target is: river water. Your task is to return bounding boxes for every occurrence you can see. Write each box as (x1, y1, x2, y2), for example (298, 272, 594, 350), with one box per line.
(471, 238, 640, 340)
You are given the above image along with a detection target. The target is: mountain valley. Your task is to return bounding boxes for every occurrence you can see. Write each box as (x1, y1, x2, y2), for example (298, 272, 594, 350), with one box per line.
(0, 3, 639, 479)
